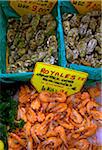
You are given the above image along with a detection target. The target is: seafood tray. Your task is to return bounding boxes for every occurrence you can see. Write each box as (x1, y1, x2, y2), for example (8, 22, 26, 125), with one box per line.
(7, 85, 102, 149)
(59, 0, 102, 83)
(0, 1, 61, 82)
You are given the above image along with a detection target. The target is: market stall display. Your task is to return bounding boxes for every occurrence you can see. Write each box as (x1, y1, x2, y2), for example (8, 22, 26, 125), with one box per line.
(0, 0, 102, 150)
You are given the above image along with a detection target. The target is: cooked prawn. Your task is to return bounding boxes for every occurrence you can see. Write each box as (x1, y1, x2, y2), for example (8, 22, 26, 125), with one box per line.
(9, 133, 26, 147)
(88, 86, 100, 98)
(17, 106, 27, 122)
(82, 124, 97, 138)
(81, 92, 90, 100)
(49, 103, 67, 113)
(26, 108, 37, 123)
(75, 92, 82, 99)
(87, 101, 99, 114)
(57, 120, 74, 129)
(31, 98, 41, 110)
(42, 137, 62, 148)
(19, 86, 31, 104)
(24, 121, 31, 137)
(31, 123, 47, 136)
(46, 102, 58, 112)
(54, 126, 67, 145)
(79, 107, 87, 117)
(66, 107, 72, 118)
(31, 126, 40, 144)
(37, 111, 45, 122)
(39, 91, 51, 102)
(51, 92, 66, 102)
(27, 136, 33, 150)
(75, 139, 90, 150)
(91, 110, 102, 120)
(70, 109, 83, 124)
(78, 98, 90, 109)
(8, 137, 21, 149)
(41, 102, 49, 112)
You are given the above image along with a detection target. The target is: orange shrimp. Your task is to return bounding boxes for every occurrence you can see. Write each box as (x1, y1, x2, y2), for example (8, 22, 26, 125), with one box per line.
(31, 98, 41, 110)
(82, 124, 97, 138)
(46, 102, 58, 112)
(54, 126, 67, 145)
(49, 103, 67, 113)
(78, 98, 90, 109)
(31, 123, 47, 136)
(71, 133, 80, 139)
(44, 113, 54, 124)
(30, 93, 38, 101)
(57, 120, 74, 129)
(42, 137, 62, 148)
(51, 92, 66, 102)
(24, 121, 31, 137)
(70, 119, 86, 128)
(9, 133, 26, 147)
(86, 101, 99, 114)
(37, 111, 45, 122)
(88, 86, 100, 98)
(46, 121, 57, 137)
(74, 98, 82, 105)
(70, 109, 83, 124)
(46, 130, 57, 138)
(91, 110, 102, 120)
(27, 136, 33, 150)
(39, 91, 51, 102)
(75, 139, 90, 150)
(8, 137, 21, 149)
(17, 106, 27, 122)
(41, 102, 49, 112)
(66, 107, 72, 118)
(79, 107, 87, 117)
(31, 126, 40, 144)
(26, 108, 37, 123)
(81, 92, 90, 100)
(19, 86, 31, 104)
(75, 92, 82, 98)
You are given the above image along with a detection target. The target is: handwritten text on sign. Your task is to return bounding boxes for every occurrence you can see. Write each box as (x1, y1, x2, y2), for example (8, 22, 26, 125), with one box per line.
(31, 62, 88, 96)
(9, 0, 57, 16)
(71, 0, 101, 14)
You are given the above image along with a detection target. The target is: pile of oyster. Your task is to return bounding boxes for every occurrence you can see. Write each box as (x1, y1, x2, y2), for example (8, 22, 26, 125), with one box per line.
(63, 11, 102, 68)
(7, 14, 58, 73)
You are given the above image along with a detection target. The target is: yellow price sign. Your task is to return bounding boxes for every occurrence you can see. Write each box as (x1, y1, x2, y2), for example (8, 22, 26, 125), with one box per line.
(71, 0, 101, 14)
(9, 0, 57, 16)
(31, 62, 88, 96)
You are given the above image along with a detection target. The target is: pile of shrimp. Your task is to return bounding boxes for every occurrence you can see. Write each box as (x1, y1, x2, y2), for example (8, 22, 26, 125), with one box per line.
(8, 85, 102, 150)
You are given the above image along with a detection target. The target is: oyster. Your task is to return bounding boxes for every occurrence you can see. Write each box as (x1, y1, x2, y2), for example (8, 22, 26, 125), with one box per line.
(7, 13, 57, 73)
(63, 21, 70, 35)
(35, 30, 45, 46)
(63, 10, 102, 68)
(86, 39, 97, 54)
